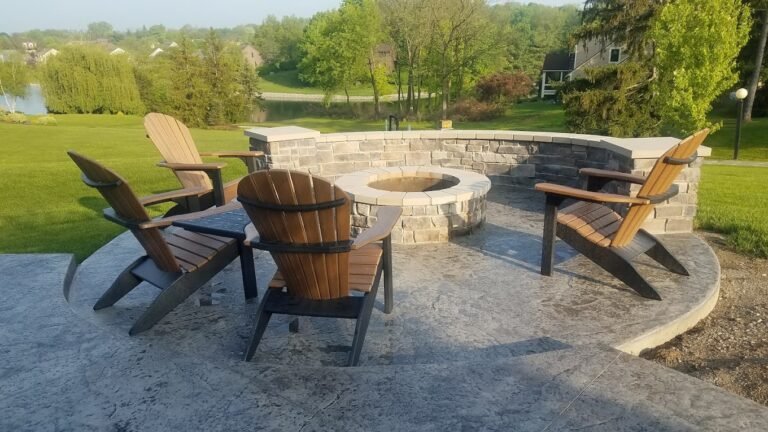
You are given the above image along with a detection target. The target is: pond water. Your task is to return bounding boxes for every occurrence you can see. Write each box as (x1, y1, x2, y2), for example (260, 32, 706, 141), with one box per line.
(1, 84, 47, 115)
(2, 86, 421, 120)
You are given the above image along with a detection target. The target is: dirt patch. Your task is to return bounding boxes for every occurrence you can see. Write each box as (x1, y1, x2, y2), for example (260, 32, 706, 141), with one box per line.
(641, 232, 768, 405)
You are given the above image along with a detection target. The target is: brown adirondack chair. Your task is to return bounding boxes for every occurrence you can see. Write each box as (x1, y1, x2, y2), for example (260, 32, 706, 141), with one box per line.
(237, 169, 402, 366)
(144, 112, 265, 215)
(68, 151, 241, 335)
(535, 129, 709, 300)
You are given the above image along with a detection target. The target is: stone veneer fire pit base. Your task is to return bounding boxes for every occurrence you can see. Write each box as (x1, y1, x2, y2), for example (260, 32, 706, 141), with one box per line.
(335, 166, 491, 244)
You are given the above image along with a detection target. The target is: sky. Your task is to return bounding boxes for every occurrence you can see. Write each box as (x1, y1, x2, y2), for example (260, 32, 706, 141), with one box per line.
(0, 0, 581, 34)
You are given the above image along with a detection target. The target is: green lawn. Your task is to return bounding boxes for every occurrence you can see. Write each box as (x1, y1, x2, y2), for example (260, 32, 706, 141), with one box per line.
(0, 115, 249, 261)
(704, 115, 768, 161)
(259, 70, 375, 96)
(252, 101, 568, 133)
(697, 165, 768, 258)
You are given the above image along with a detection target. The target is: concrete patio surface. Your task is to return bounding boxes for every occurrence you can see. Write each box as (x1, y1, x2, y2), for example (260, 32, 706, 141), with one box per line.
(2, 187, 767, 431)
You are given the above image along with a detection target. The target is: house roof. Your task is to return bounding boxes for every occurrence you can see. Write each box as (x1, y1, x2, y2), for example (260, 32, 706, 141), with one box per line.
(542, 52, 574, 71)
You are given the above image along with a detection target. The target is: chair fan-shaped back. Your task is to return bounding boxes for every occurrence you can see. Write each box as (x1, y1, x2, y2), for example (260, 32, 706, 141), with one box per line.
(612, 129, 709, 247)
(238, 170, 352, 300)
(67, 151, 181, 273)
(144, 113, 212, 190)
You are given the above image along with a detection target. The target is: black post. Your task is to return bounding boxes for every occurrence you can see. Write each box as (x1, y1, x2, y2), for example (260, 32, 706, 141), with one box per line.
(735, 99, 744, 160)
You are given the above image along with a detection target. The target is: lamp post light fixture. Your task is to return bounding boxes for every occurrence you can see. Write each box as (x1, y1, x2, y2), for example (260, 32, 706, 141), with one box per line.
(734, 87, 748, 160)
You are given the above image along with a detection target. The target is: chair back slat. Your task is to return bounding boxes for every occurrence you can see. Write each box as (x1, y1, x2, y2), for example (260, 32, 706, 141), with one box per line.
(144, 113, 211, 190)
(67, 151, 181, 273)
(238, 170, 351, 299)
(611, 129, 709, 247)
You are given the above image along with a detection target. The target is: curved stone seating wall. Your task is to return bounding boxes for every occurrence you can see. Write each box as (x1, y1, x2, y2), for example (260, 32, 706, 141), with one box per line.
(246, 127, 710, 234)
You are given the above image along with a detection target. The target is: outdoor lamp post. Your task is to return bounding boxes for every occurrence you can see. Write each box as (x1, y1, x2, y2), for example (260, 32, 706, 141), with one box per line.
(734, 87, 748, 160)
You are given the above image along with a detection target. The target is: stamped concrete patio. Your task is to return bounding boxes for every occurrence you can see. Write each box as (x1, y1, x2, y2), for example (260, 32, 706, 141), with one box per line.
(4, 186, 768, 430)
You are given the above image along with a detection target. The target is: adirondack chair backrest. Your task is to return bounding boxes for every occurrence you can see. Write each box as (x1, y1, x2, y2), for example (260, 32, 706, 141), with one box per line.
(611, 129, 709, 247)
(237, 170, 352, 300)
(144, 112, 212, 191)
(67, 151, 182, 273)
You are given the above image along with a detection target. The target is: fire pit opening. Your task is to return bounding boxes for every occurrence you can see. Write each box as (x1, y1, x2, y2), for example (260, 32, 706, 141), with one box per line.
(368, 174, 459, 192)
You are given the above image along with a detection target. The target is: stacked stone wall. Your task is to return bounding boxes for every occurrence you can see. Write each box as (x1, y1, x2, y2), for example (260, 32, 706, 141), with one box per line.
(249, 131, 703, 234)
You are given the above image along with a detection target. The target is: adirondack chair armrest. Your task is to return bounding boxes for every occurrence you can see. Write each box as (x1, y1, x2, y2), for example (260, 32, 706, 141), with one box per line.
(535, 183, 651, 205)
(199, 151, 266, 173)
(351, 206, 403, 250)
(157, 162, 228, 206)
(138, 186, 209, 206)
(579, 168, 646, 189)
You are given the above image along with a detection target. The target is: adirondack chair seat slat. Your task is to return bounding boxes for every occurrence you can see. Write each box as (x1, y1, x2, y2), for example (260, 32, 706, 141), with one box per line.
(558, 202, 622, 247)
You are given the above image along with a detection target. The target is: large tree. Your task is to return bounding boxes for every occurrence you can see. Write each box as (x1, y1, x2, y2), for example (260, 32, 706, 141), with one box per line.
(252, 15, 308, 71)
(0, 52, 30, 114)
(743, 1, 768, 121)
(564, 0, 751, 136)
(40, 46, 144, 114)
(299, 1, 385, 107)
(424, 0, 498, 119)
(650, 0, 751, 133)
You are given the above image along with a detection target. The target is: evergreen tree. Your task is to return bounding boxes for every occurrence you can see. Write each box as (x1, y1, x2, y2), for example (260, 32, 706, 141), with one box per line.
(167, 36, 208, 127)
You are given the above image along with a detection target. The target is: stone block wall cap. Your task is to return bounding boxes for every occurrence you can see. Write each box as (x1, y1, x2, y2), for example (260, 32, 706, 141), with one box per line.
(244, 126, 320, 142)
(599, 136, 710, 158)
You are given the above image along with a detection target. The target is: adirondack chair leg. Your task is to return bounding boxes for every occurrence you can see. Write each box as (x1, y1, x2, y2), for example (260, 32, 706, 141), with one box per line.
(645, 238, 689, 276)
(541, 194, 565, 276)
(129, 273, 204, 335)
(289, 318, 300, 333)
(382, 234, 394, 314)
(94, 257, 145, 310)
(244, 290, 274, 361)
(558, 225, 662, 300)
(348, 268, 382, 366)
(238, 245, 259, 300)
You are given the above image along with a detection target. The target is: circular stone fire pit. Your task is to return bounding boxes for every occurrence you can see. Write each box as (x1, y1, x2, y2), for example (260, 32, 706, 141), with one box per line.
(335, 166, 491, 244)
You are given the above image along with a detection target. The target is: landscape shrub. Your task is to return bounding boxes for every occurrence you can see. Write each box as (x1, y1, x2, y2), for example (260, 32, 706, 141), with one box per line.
(1, 112, 28, 124)
(31, 115, 57, 126)
(475, 71, 534, 103)
(449, 98, 504, 121)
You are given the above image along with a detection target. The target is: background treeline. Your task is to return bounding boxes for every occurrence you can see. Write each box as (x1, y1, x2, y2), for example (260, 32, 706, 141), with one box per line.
(36, 30, 259, 126)
(1, 1, 580, 122)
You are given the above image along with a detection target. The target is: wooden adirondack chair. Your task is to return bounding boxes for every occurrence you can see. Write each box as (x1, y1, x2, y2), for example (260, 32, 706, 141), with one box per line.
(68, 151, 241, 335)
(237, 169, 402, 366)
(144, 112, 265, 215)
(535, 129, 709, 300)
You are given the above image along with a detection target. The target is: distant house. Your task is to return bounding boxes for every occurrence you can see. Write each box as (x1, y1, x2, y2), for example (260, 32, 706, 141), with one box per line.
(109, 47, 126, 56)
(149, 48, 164, 58)
(167, 41, 179, 48)
(539, 52, 574, 98)
(38, 48, 59, 63)
(241, 45, 263, 68)
(539, 39, 628, 98)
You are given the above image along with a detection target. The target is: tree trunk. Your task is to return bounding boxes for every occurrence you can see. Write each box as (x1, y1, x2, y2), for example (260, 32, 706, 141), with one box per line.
(396, 59, 402, 114)
(745, 8, 768, 122)
(344, 86, 350, 105)
(367, 56, 381, 117)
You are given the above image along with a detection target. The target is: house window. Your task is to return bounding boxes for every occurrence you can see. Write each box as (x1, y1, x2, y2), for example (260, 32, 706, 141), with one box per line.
(609, 48, 621, 63)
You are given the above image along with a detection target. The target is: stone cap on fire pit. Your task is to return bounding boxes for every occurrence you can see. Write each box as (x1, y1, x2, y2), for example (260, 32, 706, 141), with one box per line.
(335, 166, 492, 206)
